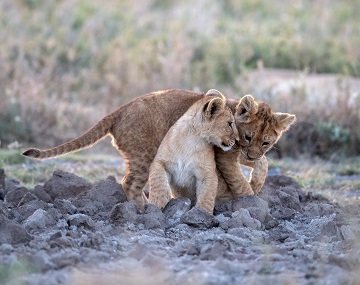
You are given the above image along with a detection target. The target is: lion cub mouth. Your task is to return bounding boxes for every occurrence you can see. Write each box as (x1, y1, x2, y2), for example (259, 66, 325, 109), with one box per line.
(240, 150, 262, 162)
(220, 140, 235, 151)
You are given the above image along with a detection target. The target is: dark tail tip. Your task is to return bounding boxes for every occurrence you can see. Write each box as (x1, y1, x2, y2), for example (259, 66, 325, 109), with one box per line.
(22, 148, 41, 158)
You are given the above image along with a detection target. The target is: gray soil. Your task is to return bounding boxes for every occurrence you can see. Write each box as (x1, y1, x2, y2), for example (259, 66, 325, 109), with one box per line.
(0, 169, 359, 285)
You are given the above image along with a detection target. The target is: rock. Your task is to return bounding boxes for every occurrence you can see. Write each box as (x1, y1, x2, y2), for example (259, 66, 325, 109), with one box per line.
(263, 214, 279, 230)
(303, 203, 336, 217)
(0, 169, 5, 186)
(340, 225, 358, 241)
(4, 186, 28, 205)
(162, 198, 191, 226)
(17, 191, 38, 206)
(199, 239, 235, 260)
(270, 206, 296, 220)
(180, 207, 219, 229)
(314, 219, 341, 241)
(0, 211, 31, 244)
(51, 250, 81, 268)
(15, 199, 48, 223)
(231, 196, 270, 225)
(276, 189, 301, 210)
(50, 231, 62, 241)
(213, 200, 233, 215)
(4, 178, 21, 193)
(43, 170, 92, 200)
(72, 177, 127, 219)
(23, 209, 56, 231)
(0, 169, 5, 199)
(50, 236, 76, 249)
(245, 207, 271, 225)
(220, 209, 261, 230)
(234, 209, 261, 230)
(137, 204, 166, 230)
(29, 251, 55, 272)
(232, 196, 269, 210)
(66, 214, 95, 230)
(264, 175, 301, 190)
(109, 201, 139, 225)
(259, 176, 302, 210)
(54, 199, 77, 215)
(33, 185, 53, 203)
(0, 243, 14, 254)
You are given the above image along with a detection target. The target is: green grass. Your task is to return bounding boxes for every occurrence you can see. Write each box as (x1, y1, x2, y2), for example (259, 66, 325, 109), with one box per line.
(1, 149, 124, 188)
(337, 158, 360, 176)
(0, 150, 26, 167)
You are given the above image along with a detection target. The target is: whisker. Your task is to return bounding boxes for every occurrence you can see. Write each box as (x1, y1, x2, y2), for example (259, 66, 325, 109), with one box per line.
(267, 156, 278, 168)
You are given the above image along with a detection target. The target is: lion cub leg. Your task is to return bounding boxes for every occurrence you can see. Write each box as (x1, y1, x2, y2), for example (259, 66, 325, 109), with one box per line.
(121, 160, 150, 210)
(194, 168, 219, 214)
(148, 161, 172, 209)
(215, 148, 254, 196)
(239, 155, 268, 194)
(249, 156, 268, 194)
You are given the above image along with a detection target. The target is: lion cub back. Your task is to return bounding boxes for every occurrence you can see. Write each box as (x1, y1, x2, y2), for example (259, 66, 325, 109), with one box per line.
(148, 96, 239, 213)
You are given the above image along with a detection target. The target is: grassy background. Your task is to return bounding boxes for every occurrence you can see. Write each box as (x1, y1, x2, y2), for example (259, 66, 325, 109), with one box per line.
(0, 0, 360, 158)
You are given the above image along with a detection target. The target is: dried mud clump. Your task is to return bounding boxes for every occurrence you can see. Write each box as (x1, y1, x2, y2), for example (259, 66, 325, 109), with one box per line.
(0, 169, 359, 285)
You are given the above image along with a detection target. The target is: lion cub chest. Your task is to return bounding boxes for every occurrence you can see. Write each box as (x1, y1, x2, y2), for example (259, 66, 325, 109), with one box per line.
(168, 139, 213, 189)
(160, 136, 215, 201)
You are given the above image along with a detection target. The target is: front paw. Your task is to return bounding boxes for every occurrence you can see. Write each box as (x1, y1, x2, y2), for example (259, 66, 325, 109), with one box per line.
(250, 181, 263, 194)
(242, 182, 255, 195)
(148, 195, 169, 210)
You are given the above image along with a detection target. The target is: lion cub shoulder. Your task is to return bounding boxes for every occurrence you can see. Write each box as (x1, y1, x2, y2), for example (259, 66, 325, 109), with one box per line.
(149, 95, 239, 213)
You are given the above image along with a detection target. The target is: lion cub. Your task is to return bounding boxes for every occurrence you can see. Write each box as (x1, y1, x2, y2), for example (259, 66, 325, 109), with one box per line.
(148, 96, 239, 213)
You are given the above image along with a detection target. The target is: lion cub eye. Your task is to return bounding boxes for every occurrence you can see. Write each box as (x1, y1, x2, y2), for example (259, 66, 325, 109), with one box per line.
(262, 141, 270, 147)
(244, 134, 252, 143)
(228, 121, 234, 130)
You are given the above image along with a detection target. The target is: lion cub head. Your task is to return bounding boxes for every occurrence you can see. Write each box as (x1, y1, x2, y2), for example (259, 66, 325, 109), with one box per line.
(200, 96, 239, 152)
(234, 94, 296, 161)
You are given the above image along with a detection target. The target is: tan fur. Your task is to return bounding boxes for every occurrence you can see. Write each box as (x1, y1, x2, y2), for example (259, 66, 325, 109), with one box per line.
(215, 96, 296, 201)
(23, 90, 208, 208)
(148, 97, 239, 213)
(22, 89, 293, 210)
(163, 95, 296, 209)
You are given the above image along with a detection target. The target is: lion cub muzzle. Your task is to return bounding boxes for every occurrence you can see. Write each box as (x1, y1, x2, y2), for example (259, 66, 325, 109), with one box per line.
(241, 149, 262, 161)
(220, 138, 236, 151)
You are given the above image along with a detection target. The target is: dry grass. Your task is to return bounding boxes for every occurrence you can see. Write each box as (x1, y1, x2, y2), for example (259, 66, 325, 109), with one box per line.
(269, 156, 360, 204)
(0, 0, 359, 158)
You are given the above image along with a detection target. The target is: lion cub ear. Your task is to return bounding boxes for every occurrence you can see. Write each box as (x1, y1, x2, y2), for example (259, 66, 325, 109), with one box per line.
(274, 113, 296, 131)
(203, 97, 226, 119)
(206, 89, 226, 100)
(235, 94, 258, 123)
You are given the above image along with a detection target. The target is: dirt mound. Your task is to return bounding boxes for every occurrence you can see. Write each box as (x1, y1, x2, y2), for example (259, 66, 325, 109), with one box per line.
(0, 169, 359, 284)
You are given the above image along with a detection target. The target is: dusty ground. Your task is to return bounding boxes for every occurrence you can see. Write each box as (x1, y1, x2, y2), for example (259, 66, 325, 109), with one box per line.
(0, 167, 360, 285)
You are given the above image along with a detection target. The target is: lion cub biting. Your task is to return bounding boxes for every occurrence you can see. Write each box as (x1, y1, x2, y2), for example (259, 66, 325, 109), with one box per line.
(148, 95, 239, 213)
(215, 95, 296, 201)
(215, 94, 296, 199)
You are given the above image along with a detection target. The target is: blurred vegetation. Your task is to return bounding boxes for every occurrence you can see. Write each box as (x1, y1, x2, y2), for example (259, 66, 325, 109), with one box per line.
(0, 0, 359, 158)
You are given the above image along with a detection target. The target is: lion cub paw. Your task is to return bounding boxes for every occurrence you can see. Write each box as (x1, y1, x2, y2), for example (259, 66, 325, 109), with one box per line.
(148, 196, 169, 210)
(242, 183, 255, 196)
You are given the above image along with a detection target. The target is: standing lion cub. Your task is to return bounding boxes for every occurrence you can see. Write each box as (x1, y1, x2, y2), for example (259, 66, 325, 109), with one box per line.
(148, 95, 239, 213)
(22, 88, 295, 210)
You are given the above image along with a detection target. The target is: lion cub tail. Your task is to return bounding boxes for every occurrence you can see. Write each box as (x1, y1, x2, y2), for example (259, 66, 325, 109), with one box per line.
(22, 115, 113, 160)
